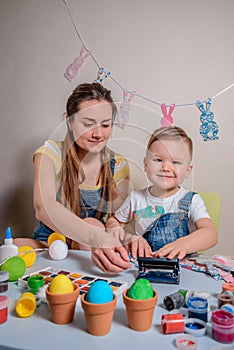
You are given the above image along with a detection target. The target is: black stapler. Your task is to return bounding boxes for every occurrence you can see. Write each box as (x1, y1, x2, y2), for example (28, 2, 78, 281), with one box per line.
(136, 257, 180, 284)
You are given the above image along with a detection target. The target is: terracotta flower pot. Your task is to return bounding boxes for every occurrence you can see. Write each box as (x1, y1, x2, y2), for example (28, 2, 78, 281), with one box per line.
(81, 293, 117, 336)
(46, 284, 80, 324)
(123, 289, 158, 331)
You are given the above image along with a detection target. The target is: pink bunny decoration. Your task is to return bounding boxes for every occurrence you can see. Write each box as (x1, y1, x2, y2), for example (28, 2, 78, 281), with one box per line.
(116, 90, 136, 128)
(160, 103, 175, 127)
(64, 47, 91, 81)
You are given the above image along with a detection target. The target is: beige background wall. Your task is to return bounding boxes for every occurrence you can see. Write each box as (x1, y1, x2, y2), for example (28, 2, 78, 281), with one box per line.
(0, 0, 233, 256)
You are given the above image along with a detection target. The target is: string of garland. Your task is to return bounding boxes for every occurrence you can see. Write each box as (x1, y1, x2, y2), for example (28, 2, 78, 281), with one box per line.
(62, 0, 234, 141)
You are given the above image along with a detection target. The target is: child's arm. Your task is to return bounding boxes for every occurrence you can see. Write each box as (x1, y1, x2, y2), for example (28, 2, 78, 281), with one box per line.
(153, 218, 218, 260)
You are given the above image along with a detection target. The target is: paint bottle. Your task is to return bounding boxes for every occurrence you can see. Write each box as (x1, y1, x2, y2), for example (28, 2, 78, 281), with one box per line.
(28, 275, 44, 295)
(175, 334, 198, 350)
(212, 309, 234, 344)
(222, 282, 234, 295)
(187, 296, 208, 323)
(0, 271, 9, 293)
(16, 292, 37, 318)
(218, 292, 234, 309)
(178, 289, 194, 307)
(164, 292, 185, 311)
(0, 296, 8, 324)
(0, 227, 18, 263)
(161, 313, 185, 334)
(193, 291, 210, 311)
(221, 303, 234, 315)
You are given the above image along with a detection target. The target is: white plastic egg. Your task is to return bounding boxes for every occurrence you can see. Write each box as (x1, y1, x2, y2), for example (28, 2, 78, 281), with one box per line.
(48, 240, 68, 260)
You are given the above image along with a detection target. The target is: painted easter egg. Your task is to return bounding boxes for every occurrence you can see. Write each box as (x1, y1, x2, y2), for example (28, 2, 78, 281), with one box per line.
(86, 280, 113, 304)
(49, 275, 74, 294)
(127, 278, 154, 299)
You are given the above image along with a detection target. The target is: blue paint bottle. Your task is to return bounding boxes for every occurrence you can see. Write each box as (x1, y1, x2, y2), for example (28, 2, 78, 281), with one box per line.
(187, 296, 208, 323)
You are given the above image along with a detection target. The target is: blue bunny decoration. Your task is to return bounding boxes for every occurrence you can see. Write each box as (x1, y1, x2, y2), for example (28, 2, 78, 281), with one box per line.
(196, 98, 219, 141)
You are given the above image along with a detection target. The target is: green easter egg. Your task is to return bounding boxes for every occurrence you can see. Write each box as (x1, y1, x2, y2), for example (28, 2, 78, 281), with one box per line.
(0, 256, 26, 281)
(127, 278, 154, 300)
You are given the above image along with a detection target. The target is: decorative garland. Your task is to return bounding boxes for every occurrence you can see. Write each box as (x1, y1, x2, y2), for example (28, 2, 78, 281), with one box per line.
(62, 0, 234, 141)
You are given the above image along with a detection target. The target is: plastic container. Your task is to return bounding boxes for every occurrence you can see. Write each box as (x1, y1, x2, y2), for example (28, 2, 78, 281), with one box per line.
(184, 318, 207, 336)
(187, 296, 208, 323)
(161, 313, 185, 334)
(222, 282, 234, 294)
(28, 275, 44, 295)
(0, 271, 9, 293)
(221, 303, 234, 315)
(0, 296, 8, 324)
(218, 292, 234, 309)
(0, 227, 18, 263)
(212, 309, 234, 344)
(16, 292, 37, 318)
(163, 292, 185, 311)
(176, 334, 198, 350)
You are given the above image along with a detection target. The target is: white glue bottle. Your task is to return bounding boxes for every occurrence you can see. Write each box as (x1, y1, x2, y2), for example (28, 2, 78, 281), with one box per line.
(0, 227, 18, 263)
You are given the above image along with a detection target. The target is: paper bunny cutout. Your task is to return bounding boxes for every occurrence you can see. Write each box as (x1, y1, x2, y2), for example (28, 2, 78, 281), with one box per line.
(196, 98, 219, 141)
(116, 90, 136, 128)
(94, 67, 110, 84)
(160, 103, 175, 127)
(64, 47, 91, 82)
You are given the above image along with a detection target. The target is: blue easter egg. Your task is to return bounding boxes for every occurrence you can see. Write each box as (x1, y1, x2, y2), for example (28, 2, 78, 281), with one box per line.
(86, 280, 113, 304)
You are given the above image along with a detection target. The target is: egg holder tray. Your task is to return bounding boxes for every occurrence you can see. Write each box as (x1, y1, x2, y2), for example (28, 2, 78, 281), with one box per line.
(17, 266, 128, 296)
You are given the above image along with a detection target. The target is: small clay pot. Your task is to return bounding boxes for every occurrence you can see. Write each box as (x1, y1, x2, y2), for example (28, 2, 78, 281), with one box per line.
(123, 289, 158, 331)
(81, 293, 117, 336)
(46, 284, 79, 324)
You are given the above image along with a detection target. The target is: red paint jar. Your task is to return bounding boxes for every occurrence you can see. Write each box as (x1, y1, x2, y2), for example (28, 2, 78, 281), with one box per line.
(161, 313, 185, 334)
(0, 295, 8, 324)
(212, 309, 234, 344)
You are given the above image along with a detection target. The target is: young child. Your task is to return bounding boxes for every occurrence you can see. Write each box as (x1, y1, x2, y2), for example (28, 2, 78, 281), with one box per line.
(106, 126, 218, 260)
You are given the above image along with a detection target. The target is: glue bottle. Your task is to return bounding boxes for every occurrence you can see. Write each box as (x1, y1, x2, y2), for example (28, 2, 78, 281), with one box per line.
(0, 227, 18, 263)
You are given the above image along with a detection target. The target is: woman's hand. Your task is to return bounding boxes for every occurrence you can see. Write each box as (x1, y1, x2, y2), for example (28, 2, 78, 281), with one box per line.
(91, 245, 131, 273)
(125, 236, 152, 260)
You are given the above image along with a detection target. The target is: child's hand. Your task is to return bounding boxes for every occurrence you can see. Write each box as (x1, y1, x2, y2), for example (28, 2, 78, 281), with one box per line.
(106, 226, 125, 242)
(125, 236, 152, 260)
(152, 242, 187, 260)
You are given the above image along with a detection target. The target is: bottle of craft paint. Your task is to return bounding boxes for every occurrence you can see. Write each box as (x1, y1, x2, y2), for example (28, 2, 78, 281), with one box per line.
(164, 292, 185, 311)
(0, 227, 18, 263)
(161, 313, 185, 334)
(187, 296, 208, 323)
(218, 292, 234, 309)
(0, 271, 9, 293)
(212, 309, 234, 344)
(28, 275, 44, 295)
(0, 296, 8, 324)
(222, 282, 234, 295)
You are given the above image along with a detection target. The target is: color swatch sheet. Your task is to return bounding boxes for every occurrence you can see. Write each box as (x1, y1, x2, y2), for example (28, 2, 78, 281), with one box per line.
(18, 266, 128, 296)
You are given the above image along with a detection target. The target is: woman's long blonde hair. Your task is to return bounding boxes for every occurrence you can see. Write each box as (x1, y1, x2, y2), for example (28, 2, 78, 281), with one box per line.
(61, 83, 117, 220)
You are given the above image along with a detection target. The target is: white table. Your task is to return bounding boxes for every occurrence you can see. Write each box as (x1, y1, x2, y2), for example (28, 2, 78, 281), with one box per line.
(0, 250, 233, 350)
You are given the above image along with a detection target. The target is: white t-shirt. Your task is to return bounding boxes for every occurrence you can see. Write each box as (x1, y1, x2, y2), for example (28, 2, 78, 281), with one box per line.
(115, 187, 210, 235)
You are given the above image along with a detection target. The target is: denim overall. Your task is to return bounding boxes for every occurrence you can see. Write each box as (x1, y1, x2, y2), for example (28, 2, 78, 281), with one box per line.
(33, 152, 116, 242)
(142, 191, 196, 251)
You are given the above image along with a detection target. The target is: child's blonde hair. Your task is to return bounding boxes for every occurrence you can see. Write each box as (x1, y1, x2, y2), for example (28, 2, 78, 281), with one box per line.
(147, 126, 193, 158)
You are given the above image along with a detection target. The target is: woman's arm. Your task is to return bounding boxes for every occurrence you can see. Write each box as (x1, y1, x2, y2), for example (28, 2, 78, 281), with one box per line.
(33, 153, 124, 248)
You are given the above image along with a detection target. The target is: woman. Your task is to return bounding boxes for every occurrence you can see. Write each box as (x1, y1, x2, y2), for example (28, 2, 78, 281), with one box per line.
(15, 82, 132, 272)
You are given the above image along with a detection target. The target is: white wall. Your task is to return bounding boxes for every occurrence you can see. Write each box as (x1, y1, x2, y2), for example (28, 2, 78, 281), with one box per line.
(0, 0, 233, 256)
